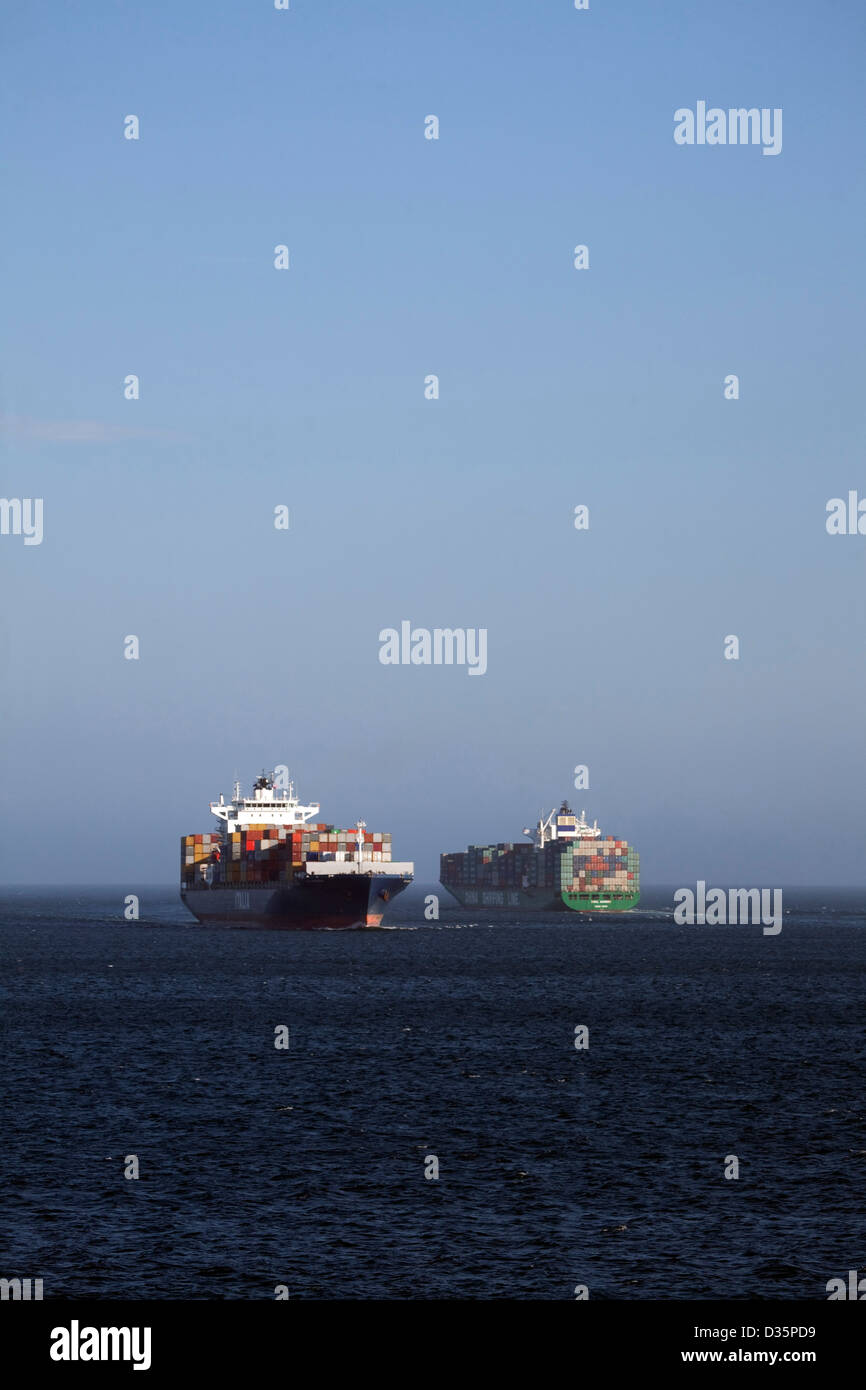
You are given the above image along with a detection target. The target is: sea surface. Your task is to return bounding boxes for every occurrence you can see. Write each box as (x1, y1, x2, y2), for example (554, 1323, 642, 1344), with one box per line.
(1, 885, 864, 1301)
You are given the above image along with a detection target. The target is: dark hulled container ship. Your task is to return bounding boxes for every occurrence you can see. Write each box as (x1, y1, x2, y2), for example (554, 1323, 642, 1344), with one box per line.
(440, 802, 639, 914)
(180, 772, 414, 929)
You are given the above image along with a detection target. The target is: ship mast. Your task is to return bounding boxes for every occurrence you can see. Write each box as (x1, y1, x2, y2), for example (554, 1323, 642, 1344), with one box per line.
(523, 809, 557, 850)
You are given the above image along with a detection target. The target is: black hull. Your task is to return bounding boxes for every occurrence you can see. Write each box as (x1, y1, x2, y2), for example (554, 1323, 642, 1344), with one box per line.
(444, 885, 560, 912)
(180, 872, 410, 930)
(442, 884, 639, 915)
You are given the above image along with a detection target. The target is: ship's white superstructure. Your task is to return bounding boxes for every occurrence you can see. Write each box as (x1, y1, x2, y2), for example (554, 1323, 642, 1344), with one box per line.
(210, 771, 320, 832)
(523, 802, 602, 850)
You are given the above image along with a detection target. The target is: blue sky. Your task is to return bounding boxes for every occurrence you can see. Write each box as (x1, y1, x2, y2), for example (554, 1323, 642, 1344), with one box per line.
(2, 1, 864, 885)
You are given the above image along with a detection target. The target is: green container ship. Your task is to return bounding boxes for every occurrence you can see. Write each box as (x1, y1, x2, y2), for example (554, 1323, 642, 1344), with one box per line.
(440, 802, 639, 915)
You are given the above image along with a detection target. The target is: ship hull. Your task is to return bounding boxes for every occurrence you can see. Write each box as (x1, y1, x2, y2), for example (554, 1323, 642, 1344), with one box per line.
(444, 885, 640, 915)
(180, 873, 411, 930)
(561, 888, 640, 913)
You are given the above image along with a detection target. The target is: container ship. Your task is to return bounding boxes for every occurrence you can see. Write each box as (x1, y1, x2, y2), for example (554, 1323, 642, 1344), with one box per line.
(180, 771, 414, 929)
(440, 802, 639, 914)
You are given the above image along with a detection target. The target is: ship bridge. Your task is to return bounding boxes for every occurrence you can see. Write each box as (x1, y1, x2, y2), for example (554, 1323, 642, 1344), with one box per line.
(525, 801, 602, 849)
(210, 772, 320, 832)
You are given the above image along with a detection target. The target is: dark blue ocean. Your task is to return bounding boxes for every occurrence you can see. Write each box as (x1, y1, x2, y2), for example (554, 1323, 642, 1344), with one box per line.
(1, 886, 864, 1300)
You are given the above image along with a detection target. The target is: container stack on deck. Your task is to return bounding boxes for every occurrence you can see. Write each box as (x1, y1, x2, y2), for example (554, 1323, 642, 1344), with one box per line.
(569, 839, 639, 896)
(181, 827, 393, 890)
(440, 838, 639, 899)
(181, 833, 222, 875)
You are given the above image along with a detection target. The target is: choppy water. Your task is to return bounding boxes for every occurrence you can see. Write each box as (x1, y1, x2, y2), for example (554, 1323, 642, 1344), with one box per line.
(1, 885, 864, 1300)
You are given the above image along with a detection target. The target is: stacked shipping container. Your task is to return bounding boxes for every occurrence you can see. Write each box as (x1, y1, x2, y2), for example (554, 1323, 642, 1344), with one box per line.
(440, 836, 639, 906)
(569, 839, 639, 896)
(181, 826, 393, 890)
